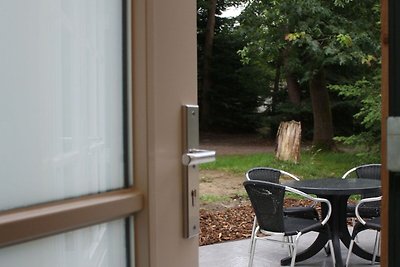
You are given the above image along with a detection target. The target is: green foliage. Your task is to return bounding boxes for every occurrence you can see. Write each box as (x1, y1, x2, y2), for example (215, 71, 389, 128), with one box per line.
(333, 0, 354, 8)
(336, 33, 353, 48)
(238, 0, 380, 83)
(329, 71, 381, 154)
(198, 0, 271, 132)
(200, 150, 380, 178)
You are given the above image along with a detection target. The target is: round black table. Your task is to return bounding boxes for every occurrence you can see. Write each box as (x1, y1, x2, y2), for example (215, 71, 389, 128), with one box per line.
(282, 178, 381, 267)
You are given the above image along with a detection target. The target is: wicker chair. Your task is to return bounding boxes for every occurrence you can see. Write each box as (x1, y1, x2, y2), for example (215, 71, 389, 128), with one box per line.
(342, 164, 381, 219)
(345, 196, 381, 266)
(243, 180, 336, 267)
(245, 167, 319, 255)
(246, 167, 319, 219)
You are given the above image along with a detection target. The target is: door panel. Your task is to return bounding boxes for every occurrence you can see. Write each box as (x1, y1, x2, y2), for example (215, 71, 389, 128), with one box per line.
(0, 0, 136, 266)
(0, 0, 125, 210)
(0, 219, 128, 267)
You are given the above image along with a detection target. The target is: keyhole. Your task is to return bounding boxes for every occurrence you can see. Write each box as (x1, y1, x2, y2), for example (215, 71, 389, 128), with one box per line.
(191, 189, 197, 207)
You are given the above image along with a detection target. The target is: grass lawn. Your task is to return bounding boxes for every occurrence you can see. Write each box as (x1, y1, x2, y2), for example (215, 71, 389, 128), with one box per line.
(200, 149, 380, 179)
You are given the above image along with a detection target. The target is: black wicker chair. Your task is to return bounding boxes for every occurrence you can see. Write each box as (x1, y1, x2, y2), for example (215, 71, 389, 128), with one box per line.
(246, 167, 319, 220)
(345, 196, 381, 266)
(342, 164, 381, 219)
(243, 180, 336, 267)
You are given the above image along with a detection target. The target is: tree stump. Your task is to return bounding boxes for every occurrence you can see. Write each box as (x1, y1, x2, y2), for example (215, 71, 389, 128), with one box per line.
(275, 121, 301, 163)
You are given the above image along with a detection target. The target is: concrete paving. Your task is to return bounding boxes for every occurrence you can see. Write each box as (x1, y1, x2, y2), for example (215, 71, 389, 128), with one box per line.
(199, 228, 379, 267)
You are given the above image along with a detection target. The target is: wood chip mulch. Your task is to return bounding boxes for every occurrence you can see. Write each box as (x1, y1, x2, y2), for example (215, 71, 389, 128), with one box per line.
(199, 199, 315, 246)
(199, 199, 355, 246)
(199, 205, 254, 246)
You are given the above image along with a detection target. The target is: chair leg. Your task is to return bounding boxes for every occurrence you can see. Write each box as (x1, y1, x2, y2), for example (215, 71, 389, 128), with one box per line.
(372, 231, 380, 265)
(377, 232, 381, 260)
(248, 226, 258, 267)
(249, 217, 257, 253)
(323, 244, 330, 256)
(290, 233, 301, 267)
(288, 236, 295, 256)
(345, 239, 355, 267)
(328, 239, 336, 266)
(284, 236, 293, 256)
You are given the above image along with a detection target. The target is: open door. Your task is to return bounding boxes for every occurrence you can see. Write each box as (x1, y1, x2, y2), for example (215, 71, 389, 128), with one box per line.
(0, 0, 202, 267)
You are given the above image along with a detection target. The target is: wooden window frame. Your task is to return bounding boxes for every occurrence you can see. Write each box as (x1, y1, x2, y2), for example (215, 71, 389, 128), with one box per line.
(0, 188, 143, 248)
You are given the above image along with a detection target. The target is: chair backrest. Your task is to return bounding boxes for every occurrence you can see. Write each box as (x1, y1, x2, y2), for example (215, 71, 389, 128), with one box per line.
(343, 164, 381, 199)
(243, 180, 285, 232)
(355, 164, 381, 180)
(246, 167, 281, 183)
(342, 164, 381, 180)
(246, 167, 299, 183)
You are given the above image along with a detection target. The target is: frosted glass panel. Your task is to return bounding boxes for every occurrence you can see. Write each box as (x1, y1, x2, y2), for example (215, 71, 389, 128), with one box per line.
(0, 219, 127, 267)
(0, 0, 125, 210)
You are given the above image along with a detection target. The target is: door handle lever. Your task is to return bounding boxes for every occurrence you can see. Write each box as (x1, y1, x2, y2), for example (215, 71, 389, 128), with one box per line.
(182, 149, 216, 166)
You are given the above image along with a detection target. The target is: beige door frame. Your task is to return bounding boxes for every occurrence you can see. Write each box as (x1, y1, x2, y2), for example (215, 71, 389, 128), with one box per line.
(132, 0, 199, 266)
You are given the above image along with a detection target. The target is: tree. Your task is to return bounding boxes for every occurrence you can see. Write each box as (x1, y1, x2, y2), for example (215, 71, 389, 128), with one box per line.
(238, 0, 380, 149)
(197, 0, 269, 132)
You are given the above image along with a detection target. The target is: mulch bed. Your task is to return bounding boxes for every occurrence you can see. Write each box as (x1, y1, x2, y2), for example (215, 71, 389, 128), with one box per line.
(199, 199, 316, 246)
(199, 205, 254, 246)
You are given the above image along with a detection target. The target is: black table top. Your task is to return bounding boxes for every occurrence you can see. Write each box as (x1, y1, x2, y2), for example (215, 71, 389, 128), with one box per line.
(283, 178, 381, 196)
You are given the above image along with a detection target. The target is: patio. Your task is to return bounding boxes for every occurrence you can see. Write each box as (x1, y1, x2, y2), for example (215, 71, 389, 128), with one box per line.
(199, 228, 379, 267)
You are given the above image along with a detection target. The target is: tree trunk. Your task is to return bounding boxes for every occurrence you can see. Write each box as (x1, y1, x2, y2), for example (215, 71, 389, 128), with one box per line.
(274, 59, 281, 93)
(309, 70, 334, 149)
(286, 73, 301, 105)
(200, 0, 217, 129)
(275, 121, 301, 163)
(282, 48, 301, 105)
(271, 61, 281, 113)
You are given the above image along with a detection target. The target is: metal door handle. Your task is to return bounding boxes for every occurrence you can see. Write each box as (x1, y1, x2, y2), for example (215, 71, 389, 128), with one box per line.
(182, 149, 216, 166)
(182, 105, 217, 238)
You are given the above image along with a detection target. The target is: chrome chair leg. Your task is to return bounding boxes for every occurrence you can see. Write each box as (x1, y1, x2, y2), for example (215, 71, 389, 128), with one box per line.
(345, 239, 355, 267)
(248, 233, 257, 267)
(372, 231, 380, 265)
(249, 217, 257, 253)
(328, 240, 336, 266)
(289, 236, 295, 256)
(290, 233, 301, 267)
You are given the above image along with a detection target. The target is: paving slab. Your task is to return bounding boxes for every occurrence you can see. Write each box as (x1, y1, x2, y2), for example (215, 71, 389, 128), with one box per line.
(199, 229, 379, 267)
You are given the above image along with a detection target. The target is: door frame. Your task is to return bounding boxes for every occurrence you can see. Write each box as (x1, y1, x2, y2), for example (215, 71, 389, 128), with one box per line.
(132, 0, 199, 266)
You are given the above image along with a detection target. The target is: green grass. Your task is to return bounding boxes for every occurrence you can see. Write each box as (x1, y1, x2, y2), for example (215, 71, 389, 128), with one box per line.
(200, 150, 380, 179)
(200, 194, 231, 203)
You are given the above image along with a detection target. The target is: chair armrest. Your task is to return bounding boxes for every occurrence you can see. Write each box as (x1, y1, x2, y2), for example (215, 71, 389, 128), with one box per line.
(355, 196, 382, 225)
(285, 185, 332, 225)
(280, 170, 300, 181)
(342, 166, 358, 179)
